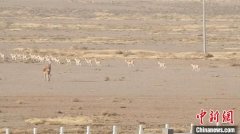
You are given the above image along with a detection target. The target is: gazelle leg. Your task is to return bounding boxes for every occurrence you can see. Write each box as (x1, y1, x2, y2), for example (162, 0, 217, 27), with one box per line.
(46, 74, 49, 81)
(44, 73, 46, 81)
(47, 72, 51, 81)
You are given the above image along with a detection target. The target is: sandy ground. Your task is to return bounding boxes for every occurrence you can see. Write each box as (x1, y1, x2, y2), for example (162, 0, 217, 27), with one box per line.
(0, 58, 239, 133)
(0, 0, 240, 133)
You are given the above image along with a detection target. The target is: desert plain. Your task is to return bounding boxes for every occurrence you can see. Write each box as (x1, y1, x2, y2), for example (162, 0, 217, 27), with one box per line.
(0, 0, 240, 133)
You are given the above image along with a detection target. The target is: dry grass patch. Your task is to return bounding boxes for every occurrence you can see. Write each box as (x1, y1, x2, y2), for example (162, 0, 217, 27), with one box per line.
(72, 98, 80, 102)
(104, 76, 110, 81)
(231, 63, 240, 67)
(101, 111, 119, 117)
(25, 115, 119, 126)
(16, 100, 25, 104)
(25, 116, 92, 126)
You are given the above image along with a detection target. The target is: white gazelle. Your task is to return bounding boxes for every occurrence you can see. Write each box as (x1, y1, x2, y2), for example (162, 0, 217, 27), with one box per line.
(125, 58, 135, 67)
(191, 64, 200, 72)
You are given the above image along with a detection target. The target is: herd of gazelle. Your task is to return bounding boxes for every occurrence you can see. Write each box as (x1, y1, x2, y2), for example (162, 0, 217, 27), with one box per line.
(0, 52, 201, 81)
(0, 52, 102, 66)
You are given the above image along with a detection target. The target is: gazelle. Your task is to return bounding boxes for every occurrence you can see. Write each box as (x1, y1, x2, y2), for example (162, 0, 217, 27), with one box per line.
(10, 53, 17, 61)
(94, 58, 101, 66)
(85, 58, 92, 66)
(125, 58, 135, 67)
(44, 56, 51, 63)
(45, 57, 51, 63)
(52, 57, 61, 64)
(66, 58, 71, 65)
(34, 55, 44, 63)
(74, 58, 81, 66)
(191, 64, 200, 72)
(0, 53, 5, 60)
(157, 61, 166, 70)
(22, 54, 29, 61)
(29, 53, 37, 61)
(43, 62, 52, 81)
